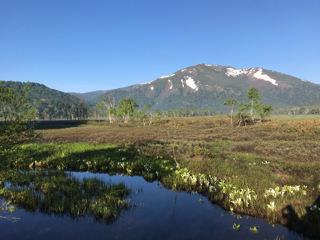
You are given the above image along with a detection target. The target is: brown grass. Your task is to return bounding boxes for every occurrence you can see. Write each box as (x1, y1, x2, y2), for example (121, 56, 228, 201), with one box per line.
(36, 117, 320, 162)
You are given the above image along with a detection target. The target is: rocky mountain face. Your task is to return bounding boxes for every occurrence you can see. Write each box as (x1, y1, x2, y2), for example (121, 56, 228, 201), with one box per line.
(70, 64, 320, 111)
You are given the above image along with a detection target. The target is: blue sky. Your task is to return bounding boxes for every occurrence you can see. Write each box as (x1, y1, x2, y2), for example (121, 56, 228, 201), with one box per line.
(1, 0, 319, 93)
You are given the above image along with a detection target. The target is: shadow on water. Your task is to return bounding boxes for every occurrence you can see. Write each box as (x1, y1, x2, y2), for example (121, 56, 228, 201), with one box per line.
(282, 196, 320, 240)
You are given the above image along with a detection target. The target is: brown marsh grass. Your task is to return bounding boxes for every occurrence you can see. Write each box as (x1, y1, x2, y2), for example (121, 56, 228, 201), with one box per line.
(36, 117, 320, 162)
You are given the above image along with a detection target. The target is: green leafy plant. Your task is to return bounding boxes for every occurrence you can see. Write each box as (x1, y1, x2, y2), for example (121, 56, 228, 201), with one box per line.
(0, 81, 38, 148)
(250, 225, 259, 233)
(0, 201, 15, 213)
(117, 98, 139, 123)
(233, 223, 240, 231)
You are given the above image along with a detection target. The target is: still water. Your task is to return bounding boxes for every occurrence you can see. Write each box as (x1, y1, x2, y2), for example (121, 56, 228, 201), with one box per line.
(0, 172, 305, 240)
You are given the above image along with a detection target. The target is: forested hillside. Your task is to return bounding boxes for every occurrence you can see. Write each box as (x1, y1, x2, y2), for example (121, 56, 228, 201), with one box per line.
(2, 81, 90, 120)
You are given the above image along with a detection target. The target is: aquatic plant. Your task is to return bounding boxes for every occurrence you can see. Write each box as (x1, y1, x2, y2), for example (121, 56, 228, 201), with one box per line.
(267, 201, 275, 211)
(250, 225, 259, 233)
(0, 201, 15, 213)
(0, 170, 137, 222)
(231, 198, 242, 207)
(0, 200, 20, 223)
(232, 223, 240, 231)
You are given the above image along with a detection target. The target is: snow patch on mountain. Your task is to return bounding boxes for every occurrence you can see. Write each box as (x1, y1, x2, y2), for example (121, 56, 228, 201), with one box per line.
(301, 79, 307, 82)
(253, 69, 278, 86)
(170, 85, 173, 89)
(159, 74, 175, 79)
(151, 87, 154, 90)
(185, 77, 198, 91)
(143, 73, 175, 84)
(225, 67, 250, 77)
(180, 79, 184, 87)
(143, 79, 156, 85)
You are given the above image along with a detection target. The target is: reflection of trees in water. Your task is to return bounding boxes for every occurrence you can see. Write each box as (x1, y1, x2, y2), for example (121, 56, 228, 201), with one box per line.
(0, 170, 137, 225)
(0, 200, 20, 223)
(171, 191, 178, 224)
(282, 196, 320, 240)
(167, 191, 179, 238)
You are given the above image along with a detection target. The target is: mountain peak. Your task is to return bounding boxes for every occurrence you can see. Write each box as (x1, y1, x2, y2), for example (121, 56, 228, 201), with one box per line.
(70, 63, 320, 111)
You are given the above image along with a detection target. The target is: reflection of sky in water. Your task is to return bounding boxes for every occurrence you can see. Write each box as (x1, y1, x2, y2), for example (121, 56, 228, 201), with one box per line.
(0, 171, 304, 240)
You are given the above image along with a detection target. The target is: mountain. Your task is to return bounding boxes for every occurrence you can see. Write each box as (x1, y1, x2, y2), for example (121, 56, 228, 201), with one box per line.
(68, 90, 109, 101)
(70, 64, 320, 111)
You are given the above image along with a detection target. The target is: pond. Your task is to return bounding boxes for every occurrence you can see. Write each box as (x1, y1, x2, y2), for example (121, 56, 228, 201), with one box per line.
(0, 171, 307, 240)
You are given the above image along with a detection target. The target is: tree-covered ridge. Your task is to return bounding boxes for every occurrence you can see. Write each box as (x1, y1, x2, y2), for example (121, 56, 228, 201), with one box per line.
(2, 81, 73, 100)
(1, 81, 89, 120)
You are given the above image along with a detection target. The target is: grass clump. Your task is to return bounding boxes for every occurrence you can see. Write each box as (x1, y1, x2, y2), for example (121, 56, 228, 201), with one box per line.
(0, 170, 135, 223)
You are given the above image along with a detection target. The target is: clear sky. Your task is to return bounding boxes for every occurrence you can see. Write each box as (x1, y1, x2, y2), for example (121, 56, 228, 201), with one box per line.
(1, 0, 319, 93)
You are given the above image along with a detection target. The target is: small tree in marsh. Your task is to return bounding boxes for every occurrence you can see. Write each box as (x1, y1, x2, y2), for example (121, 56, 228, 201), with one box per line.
(246, 87, 260, 121)
(255, 101, 274, 121)
(142, 103, 152, 126)
(0, 82, 37, 148)
(223, 98, 239, 127)
(223, 87, 274, 127)
(117, 98, 139, 123)
(97, 94, 117, 123)
(95, 102, 105, 121)
(136, 103, 151, 126)
(236, 102, 250, 127)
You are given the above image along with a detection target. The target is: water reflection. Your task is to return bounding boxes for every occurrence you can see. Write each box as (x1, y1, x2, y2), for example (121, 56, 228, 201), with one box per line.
(0, 171, 307, 240)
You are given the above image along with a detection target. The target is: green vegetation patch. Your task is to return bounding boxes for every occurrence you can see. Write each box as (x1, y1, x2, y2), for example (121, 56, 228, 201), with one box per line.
(0, 170, 135, 223)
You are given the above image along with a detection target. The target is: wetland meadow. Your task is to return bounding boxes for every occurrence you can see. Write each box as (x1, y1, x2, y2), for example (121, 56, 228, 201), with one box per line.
(0, 116, 320, 239)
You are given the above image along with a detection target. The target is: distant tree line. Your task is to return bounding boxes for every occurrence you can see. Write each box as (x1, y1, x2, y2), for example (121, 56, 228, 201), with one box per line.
(95, 93, 224, 124)
(272, 104, 320, 115)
